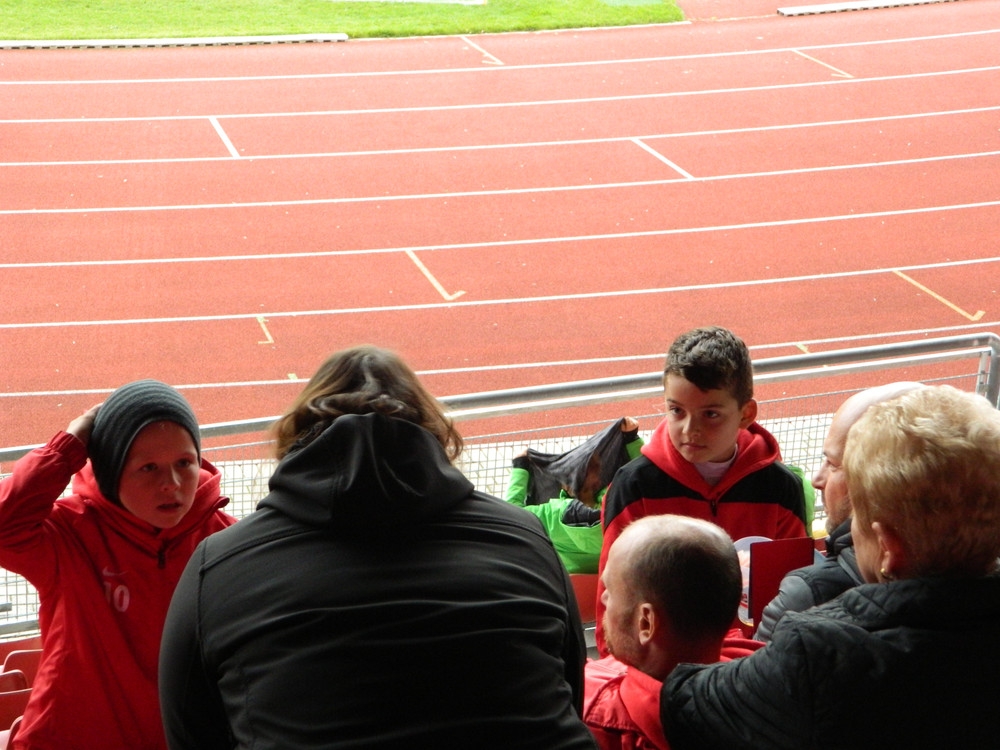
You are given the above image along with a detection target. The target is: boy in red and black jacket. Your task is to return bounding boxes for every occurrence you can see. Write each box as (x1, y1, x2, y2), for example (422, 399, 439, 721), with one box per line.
(595, 326, 806, 655)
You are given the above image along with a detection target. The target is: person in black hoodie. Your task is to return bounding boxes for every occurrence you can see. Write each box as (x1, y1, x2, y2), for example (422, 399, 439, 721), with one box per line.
(159, 345, 597, 750)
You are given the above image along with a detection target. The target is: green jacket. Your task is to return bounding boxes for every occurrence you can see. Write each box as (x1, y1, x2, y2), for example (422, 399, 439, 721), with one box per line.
(506, 435, 643, 574)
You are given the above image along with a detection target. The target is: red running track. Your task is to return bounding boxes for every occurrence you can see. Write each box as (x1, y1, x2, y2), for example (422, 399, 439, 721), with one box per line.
(2, 0, 1000, 446)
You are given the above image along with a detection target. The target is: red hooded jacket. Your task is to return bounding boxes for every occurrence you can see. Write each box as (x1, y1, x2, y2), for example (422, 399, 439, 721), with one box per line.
(583, 638, 764, 750)
(594, 421, 806, 654)
(0, 431, 236, 750)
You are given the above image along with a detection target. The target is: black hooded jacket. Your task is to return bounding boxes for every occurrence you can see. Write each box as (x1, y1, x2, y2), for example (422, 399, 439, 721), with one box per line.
(160, 413, 596, 750)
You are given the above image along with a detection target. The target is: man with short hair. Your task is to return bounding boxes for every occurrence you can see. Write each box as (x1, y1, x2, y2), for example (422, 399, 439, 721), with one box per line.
(754, 381, 921, 641)
(584, 514, 759, 750)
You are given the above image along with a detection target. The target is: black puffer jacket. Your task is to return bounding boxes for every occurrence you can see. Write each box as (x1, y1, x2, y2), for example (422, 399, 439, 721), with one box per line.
(754, 519, 863, 641)
(662, 574, 1000, 749)
(160, 413, 596, 750)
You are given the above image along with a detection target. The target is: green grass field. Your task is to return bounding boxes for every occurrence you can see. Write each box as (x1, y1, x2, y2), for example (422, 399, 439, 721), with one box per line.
(0, 0, 684, 41)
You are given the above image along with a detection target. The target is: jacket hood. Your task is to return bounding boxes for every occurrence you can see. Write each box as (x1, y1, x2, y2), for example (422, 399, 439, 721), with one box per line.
(640, 420, 781, 499)
(259, 412, 473, 532)
(69, 458, 230, 546)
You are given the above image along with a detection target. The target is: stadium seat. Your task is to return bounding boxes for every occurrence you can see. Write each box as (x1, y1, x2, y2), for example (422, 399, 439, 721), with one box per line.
(0, 715, 22, 750)
(748, 537, 817, 629)
(0, 672, 26, 694)
(570, 573, 599, 624)
(0, 636, 40, 667)
(0, 689, 30, 740)
(1, 651, 41, 688)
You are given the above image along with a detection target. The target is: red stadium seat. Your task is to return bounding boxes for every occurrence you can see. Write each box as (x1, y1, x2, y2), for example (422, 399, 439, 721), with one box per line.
(0, 636, 40, 667)
(2, 651, 41, 688)
(0, 672, 26, 694)
(570, 573, 599, 624)
(0, 690, 30, 739)
(0, 715, 22, 750)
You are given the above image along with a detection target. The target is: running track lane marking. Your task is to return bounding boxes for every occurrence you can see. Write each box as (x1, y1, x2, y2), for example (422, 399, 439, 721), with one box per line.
(5, 323, 999, 401)
(631, 138, 695, 179)
(405, 249, 466, 301)
(5, 105, 999, 167)
(257, 316, 275, 343)
(209, 116, 241, 158)
(3, 200, 1000, 268)
(459, 36, 503, 66)
(792, 50, 853, 79)
(6, 65, 1000, 125)
(4, 152, 1000, 217)
(2, 28, 997, 86)
(892, 270, 986, 321)
(5, 257, 1000, 329)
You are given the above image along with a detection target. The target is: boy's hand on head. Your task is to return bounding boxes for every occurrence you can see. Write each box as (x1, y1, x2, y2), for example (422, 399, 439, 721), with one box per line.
(67, 404, 102, 446)
(621, 416, 638, 432)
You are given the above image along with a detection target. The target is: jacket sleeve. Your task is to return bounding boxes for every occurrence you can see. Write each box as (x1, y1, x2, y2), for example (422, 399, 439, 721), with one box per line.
(624, 434, 644, 461)
(505, 457, 531, 508)
(662, 627, 816, 750)
(0, 431, 86, 588)
(160, 542, 233, 750)
(772, 465, 809, 539)
(753, 573, 816, 642)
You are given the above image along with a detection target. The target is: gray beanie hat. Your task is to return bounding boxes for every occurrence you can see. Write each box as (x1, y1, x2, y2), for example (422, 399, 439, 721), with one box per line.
(88, 379, 201, 505)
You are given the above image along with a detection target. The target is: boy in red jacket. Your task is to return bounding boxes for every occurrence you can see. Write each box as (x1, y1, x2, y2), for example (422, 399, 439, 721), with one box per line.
(594, 327, 806, 654)
(0, 380, 236, 750)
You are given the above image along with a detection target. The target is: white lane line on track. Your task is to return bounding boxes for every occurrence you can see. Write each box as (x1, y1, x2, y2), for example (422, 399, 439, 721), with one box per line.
(3, 149, 999, 216)
(2, 200, 999, 270)
(4, 318, 998, 399)
(793, 50, 853, 78)
(0, 354, 670, 398)
(3, 105, 998, 167)
(4, 256, 1000, 329)
(3, 65, 999, 124)
(459, 35, 504, 66)
(405, 249, 466, 301)
(631, 138, 696, 179)
(1, 28, 997, 86)
(209, 116, 241, 158)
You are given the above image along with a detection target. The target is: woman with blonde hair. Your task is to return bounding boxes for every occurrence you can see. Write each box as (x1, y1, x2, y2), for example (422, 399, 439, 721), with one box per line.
(160, 345, 595, 750)
(661, 385, 1000, 749)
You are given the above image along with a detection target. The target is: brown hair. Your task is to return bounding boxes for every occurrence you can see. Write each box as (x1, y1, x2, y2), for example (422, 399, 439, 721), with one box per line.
(271, 345, 463, 462)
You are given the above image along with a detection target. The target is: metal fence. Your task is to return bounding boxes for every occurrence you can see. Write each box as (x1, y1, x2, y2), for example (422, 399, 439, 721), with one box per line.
(2, 332, 999, 637)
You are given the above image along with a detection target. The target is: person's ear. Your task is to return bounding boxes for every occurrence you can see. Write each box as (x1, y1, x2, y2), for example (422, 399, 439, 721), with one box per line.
(739, 399, 758, 429)
(872, 521, 908, 580)
(637, 602, 656, 647)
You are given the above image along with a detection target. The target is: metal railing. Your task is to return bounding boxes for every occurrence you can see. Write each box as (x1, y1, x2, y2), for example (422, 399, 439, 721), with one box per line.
(2, 332, 999, 637)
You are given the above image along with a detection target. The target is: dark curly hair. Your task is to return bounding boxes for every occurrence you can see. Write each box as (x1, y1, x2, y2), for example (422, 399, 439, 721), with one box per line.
(664, 326, 754, 406)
